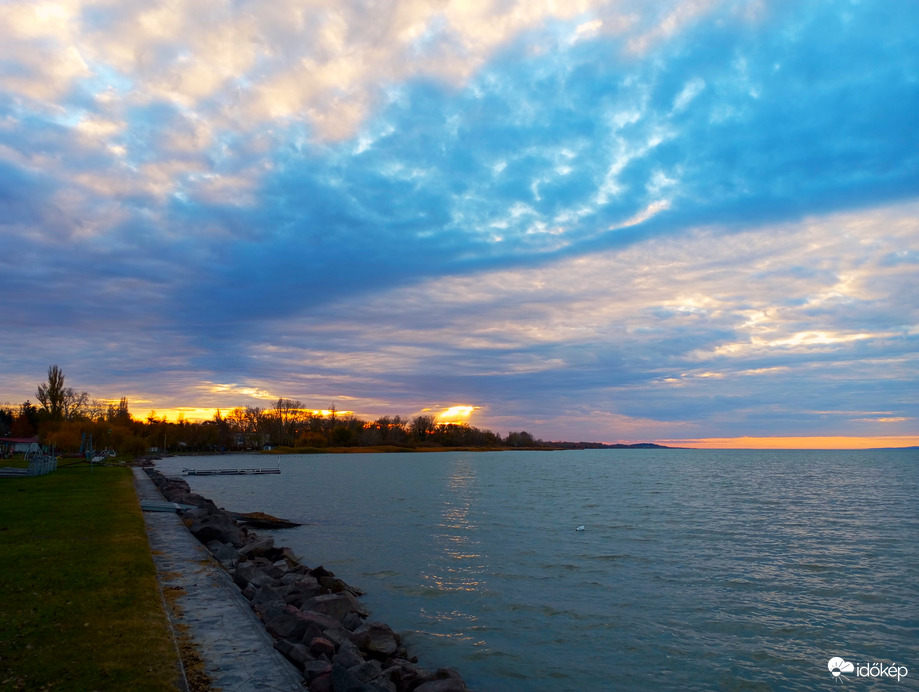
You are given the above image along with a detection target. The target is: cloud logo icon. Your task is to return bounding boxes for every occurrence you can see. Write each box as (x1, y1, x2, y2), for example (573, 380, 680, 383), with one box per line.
(828, 657, 855, 678)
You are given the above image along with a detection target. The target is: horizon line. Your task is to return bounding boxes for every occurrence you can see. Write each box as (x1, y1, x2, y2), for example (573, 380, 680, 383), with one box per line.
(650, 436, 919, 450)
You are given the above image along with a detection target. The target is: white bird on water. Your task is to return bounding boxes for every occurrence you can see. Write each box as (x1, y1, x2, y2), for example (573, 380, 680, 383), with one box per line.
(576, 525, 585, 531)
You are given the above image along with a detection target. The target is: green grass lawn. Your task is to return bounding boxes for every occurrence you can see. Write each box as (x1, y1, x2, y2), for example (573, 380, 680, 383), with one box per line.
(0, 464, 182, 690)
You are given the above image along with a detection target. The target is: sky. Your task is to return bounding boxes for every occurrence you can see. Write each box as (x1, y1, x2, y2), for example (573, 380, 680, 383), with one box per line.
(1, 0, 917, 448)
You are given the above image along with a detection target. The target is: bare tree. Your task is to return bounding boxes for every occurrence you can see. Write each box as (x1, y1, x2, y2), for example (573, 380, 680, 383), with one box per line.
(36, 365, 66, 419)
(36, 365, 89, 420)
(274, 398, 303, 446)
(410, 414, 437, 441)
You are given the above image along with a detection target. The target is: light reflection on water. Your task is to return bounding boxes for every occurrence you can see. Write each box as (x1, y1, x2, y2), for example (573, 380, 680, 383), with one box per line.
(156, 449, 919, 691)
(425, 458, 485, 595)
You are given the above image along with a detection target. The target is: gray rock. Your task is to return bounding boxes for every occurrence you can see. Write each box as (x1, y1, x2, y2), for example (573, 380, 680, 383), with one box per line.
(253, 598, 287, 623)
(321, 626, 347, 649)
(234, 560, 274, 589)
(415, 668, 467, 692)
(251, 584, 286, 606)
(265, 608, 309, 641)
(280, 571, 316, 586)
(303, 659, 333, 683)
(188, 514, 246, 547)
(239, 536, 276, 559)
(274, 638, 314, 669)
(342, 611, 364, 631)
(283, 575, 323, 607)
(268, 559, 291, 579)
(297, 608, 345, 633)
(333, 640, 365, 669)
(210, 541, 240, 562)
(310, 565, 335, 579)
(301, 621, 325, 645)
(414, 680, 467, 692)
(279, 546, 301, 563)
(350, 622, 400, 658)
(351, 659, 383, 683)
(309, 672, 333, 692)
(309, 636, 336, 658)
(303, 592, 368, 621)
(389, 657, 430, 685)
(332, 663, 366, 692)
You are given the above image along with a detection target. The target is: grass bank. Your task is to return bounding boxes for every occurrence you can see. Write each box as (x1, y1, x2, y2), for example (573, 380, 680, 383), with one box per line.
(0, 464, 181, 690)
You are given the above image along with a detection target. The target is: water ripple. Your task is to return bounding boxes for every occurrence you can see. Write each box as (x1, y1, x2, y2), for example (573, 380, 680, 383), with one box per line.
(157, 448, 919, 691)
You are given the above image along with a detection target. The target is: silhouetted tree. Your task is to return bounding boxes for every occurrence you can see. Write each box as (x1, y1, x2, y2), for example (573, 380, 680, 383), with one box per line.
(410, 415, 437, 441)
(505, 431, 536, 448)
(35, 365, 88, 420)
(36, 365, 66, 420)
(106, 397, 132, 425)
(0, 404, 12, 436)
(274, 398, 303, 446)
(11, 401, 39, 437)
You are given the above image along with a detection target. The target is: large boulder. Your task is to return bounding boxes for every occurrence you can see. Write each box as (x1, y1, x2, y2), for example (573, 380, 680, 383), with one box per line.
(350, 622, 400, 658)
(233, 560, 274, 590)
(342, 611, 364, 631)
(333, 640, 365, 669)
(379, 659, 430, 691)
(309, 672, 333, 692)
(267, 559, 291, 579)
(303, 592, 369, 622)
(302, 659, 333, 684)
(415, 680, 467, 692)
(207, 541, 240, 564)
(350, 659, 384, 684)
(414, 668, 467, 692)
(251, 584, 286, 606)
(308, 636, 336, 658)
(331, 663, 394, 692)
(296, 608, 345, 634)
(265, 608, 310, 641)
(253, 598, 288, 623)
(281, 575, 323, 608)
(187, 513, 247, 547)
(238, 536, 276, 559)
(274, 639, 314, 669)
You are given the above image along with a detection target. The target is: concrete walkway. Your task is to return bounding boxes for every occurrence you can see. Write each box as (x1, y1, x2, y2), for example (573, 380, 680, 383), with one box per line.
(132, 467, 305, 691)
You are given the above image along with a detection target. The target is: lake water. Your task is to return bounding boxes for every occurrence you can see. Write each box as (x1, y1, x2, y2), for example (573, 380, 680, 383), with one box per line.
(155, 449, 919, 690)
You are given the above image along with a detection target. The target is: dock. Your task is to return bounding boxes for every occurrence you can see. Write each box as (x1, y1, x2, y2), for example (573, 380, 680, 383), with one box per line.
(181, 467, 281, 476)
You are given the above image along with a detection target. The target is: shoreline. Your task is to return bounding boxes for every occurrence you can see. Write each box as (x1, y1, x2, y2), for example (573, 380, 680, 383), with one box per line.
(170, 441, 676, 456)
(142, 465, 469, 692)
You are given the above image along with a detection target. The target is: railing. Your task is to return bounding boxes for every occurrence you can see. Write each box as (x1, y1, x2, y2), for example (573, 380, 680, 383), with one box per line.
(27, 455, 57, 476)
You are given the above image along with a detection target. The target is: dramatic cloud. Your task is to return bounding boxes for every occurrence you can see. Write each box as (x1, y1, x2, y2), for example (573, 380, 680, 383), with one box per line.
(1, 0, 917, 444)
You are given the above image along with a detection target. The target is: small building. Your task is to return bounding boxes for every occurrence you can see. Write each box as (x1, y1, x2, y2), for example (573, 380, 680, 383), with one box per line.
(0, 437, 41, 457)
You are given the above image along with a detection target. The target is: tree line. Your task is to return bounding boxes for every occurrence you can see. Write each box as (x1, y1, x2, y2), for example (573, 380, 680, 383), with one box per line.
(0, 366, 545, 456)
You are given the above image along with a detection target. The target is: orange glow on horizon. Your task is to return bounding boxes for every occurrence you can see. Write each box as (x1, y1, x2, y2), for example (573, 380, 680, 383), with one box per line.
(435, 405, 477, 424)
(656, 436, 919, 450)
(147, 407, 353, 423)
(146, 407, 221, 422)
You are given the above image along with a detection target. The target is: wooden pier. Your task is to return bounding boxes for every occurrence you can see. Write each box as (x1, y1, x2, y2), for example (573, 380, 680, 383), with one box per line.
(181, 466, 281, 476)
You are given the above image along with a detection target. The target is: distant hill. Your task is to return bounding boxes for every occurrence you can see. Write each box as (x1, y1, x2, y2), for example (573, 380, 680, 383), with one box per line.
(548, 441, 677, 450)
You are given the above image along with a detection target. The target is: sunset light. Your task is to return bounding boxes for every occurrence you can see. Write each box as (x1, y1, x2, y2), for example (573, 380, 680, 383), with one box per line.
(148, 407, 354, 423)
(3, 3, 917, 690)
(661, 437, 919, 450)
(2, 0, 916, 454)
(435, 406, 477, 424)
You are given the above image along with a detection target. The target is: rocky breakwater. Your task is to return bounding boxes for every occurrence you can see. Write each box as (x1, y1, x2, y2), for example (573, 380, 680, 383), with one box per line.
(146, 469, 469, 692)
